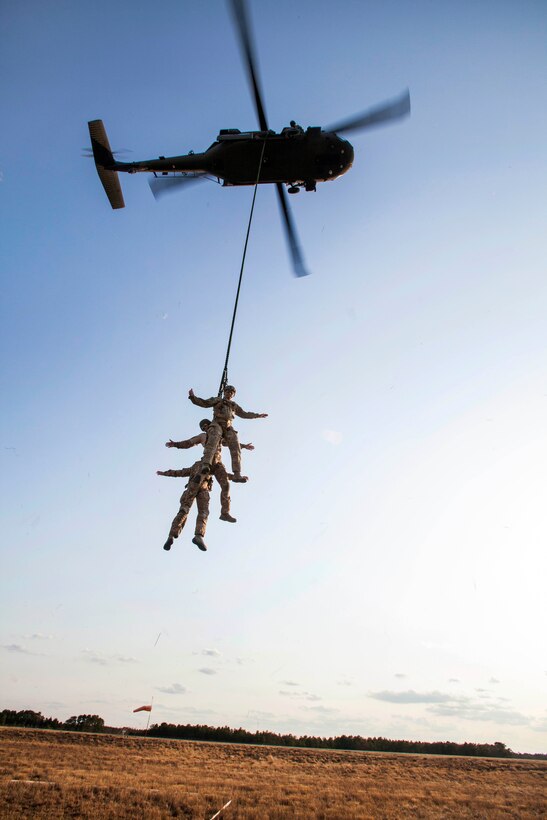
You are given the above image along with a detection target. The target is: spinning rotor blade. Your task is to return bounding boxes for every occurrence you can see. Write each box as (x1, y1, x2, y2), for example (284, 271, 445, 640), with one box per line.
(229, 0, 269, 131)
(149, 175, 207, 200)
(275, 184, 309, 278)
(82, 147, 132, 157)
(326, 89, 410, 135)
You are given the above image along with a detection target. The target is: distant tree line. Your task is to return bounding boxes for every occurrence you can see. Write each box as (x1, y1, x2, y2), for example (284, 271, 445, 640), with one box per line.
(147, 723, 521, 758)
(0, 709, 105, 733)
(2, 709, 545, 760)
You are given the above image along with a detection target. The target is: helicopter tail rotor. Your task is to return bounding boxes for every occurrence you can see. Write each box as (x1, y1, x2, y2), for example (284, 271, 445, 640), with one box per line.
(88, 119, 125, 209)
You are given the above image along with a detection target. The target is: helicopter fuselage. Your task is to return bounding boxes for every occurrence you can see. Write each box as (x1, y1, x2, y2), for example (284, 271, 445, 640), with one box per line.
(112, 127, 354, 189)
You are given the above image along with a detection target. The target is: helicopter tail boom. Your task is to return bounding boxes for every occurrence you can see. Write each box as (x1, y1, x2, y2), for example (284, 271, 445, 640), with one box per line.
(88, 119, 125, 209)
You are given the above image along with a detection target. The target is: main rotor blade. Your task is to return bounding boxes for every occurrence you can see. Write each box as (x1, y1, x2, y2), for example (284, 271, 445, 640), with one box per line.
(326, 89, 410, 136)
(229, 0, 269, 132)
(275, 184, 309, 278)
(82, 147, 132, 156)
(149, 175, 206, 200)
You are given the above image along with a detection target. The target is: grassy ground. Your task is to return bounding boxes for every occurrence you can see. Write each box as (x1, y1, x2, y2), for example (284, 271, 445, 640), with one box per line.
(0, 727, 545, 818)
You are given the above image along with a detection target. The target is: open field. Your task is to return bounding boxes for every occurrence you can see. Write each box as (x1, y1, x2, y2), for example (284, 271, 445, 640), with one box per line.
(0, 728, 545, 819)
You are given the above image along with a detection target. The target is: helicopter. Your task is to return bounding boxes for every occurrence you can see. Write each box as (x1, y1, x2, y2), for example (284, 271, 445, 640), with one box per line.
(88, 0, 410, 277)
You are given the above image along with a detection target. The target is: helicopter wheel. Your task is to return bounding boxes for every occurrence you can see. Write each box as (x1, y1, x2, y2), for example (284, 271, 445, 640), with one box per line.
(287, 185, 300, 194)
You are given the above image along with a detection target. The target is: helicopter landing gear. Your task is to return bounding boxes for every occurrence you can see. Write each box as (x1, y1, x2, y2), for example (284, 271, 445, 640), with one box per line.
(287, 185, 300, 194)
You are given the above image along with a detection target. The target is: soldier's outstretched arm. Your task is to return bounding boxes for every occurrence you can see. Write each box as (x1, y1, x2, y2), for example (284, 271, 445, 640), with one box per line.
(241, 442, 255, 451)
(233, 402, 268, 420)
(188, 388, 217, 409)
(166, 433, 205, 449)
(157, 469, 192, 477)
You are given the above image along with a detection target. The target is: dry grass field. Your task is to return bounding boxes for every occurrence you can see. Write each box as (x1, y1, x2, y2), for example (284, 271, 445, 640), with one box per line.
(0, 727, 545, 819)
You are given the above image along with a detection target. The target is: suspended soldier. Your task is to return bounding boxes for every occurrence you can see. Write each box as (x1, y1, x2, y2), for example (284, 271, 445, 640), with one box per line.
(160, 419, 255, 524)
(159, 459, 212, 552)
(188, 385, 267, 481)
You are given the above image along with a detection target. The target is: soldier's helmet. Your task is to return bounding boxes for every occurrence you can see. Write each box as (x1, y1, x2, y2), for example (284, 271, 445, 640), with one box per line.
(199, 419, 210, 431)
(224, 385, 236, 395)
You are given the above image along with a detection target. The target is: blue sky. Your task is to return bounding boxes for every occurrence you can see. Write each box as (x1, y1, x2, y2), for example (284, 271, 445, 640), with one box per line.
(1, 0, 546, 753)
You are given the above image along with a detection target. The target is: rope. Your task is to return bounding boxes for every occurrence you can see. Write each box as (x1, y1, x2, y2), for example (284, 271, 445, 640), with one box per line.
(218, 139, 267, 396)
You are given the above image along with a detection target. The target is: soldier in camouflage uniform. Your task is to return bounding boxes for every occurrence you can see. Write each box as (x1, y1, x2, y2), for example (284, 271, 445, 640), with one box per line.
(160, 419, 255, 524)
(159, 459, 211, 552)
(188, 385, 267, 482)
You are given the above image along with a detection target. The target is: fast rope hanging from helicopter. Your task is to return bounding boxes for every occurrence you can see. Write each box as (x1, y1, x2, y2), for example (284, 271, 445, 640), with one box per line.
(217, 139, 267, 396)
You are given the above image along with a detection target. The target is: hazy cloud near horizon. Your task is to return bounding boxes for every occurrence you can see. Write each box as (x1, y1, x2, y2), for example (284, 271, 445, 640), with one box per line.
(370, 689, 530, 727)
(302, 705, 339, 714)
(2, 644, 33, 654)
(428, 701, 529, 726)
(198, 668, 217, 675)
(370, 690, 451, 704)
(279, 690, 321, 702)
(157, 683, 187, 695)
(155, 704, 219, 717)
(81, 650, 139, 666)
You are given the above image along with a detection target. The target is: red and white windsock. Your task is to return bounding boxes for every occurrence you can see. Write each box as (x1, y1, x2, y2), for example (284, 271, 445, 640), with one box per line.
(133, 704, 152, 713)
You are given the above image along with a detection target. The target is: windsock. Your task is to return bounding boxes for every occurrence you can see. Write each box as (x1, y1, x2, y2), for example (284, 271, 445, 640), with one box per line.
(133, 704, 152, 713)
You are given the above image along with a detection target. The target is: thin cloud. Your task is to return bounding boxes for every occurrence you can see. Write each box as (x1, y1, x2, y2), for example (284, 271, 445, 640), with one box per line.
(370, 690, 452, 704)
(394, 673, 407, 679)
(23, 633, 53, 641)
(337, 679, 352, 687)
(448, 678, 460, 683)
(280, 680, 300, 687)
(157, 683, 187, 695)
(429, 702, 529, 726)
(199, 667, 217, 675)
(302, 705, 339, 714)
(279, 690, 321, 702)
(155, 705, 219, 717)
(489, 677, 500, 684)
(372, 688, 531, 728)
(2, 644, 32, 654)
(82, 649, 108, 666)
(81, 649, 138, 666)
(322, 429, 343, 445)
(202, 649, 221, 657)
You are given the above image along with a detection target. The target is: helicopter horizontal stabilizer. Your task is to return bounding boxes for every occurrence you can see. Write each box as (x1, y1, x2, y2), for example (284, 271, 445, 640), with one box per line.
(88, 119, 125, 209)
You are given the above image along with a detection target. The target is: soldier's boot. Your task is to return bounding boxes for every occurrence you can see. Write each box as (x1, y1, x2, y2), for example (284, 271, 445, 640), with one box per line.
(192, 535, 207, 551)
(230, 472, 248, 483)
(163, 537, 174, 551)
(220, 513, 237, 523)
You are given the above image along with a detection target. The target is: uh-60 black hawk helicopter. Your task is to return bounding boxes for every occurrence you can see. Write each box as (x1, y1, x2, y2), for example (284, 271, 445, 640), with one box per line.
(88, 0, 410, 277)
